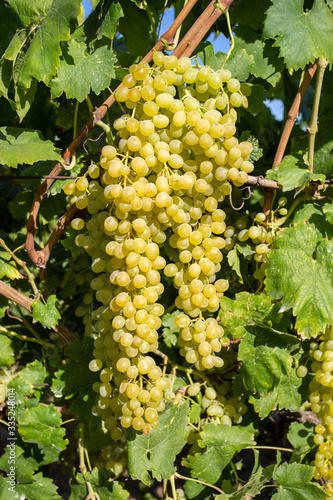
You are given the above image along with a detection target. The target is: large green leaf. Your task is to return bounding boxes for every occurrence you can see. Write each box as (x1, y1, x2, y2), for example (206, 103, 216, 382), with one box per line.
(287, 421, 315, 463)
(0, 446, 37, 483)
(239, 329, 302, 418)
(50, 39, 116, 101)
(0, 2, 20, 55)
(266, 154, 326, 192)
(272, 463, 326, 499)
(6, 0, 53, 27)
(0, 127, 62, 168)
(234, 25, 284, 86)
(81, 0, 124, 44)
(117, 0, 152, 57)
(265, 222, 333, 337)
(18, 404, 68, 464)
(0, 473, 61, 500)
(184, 424, 254, 484)
(127, 401, 189, 485)
(230, 0, 272, 30)
(17, 0, 81, 88)
(292, 202, 333, 240)
(264, 0, 333, 70)
(238, 330, 297, 395)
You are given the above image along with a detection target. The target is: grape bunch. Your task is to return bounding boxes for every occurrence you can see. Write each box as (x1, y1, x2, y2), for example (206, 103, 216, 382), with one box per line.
(306, 326, 333, 493)
(187, 381, 248, 428)
(66, 52, 257, 434)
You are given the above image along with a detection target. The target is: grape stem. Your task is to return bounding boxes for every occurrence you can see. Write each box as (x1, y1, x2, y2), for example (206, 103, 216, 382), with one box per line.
(170, 475, 178, 500)
(307, 57, 329, 173)
(0, 325, 54, 348)
(221, 10, 234, 68)
(78, 422, 101, 500)
(245, 445, 293, 453)
(174, 472, 225, 494)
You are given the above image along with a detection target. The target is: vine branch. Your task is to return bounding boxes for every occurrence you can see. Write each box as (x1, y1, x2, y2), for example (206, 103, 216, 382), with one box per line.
(0, 280, 76, 346)
(263, 61, 318, 218)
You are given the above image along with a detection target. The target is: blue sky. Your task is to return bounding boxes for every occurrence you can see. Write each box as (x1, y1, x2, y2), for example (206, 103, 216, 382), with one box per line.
(80, 1, 283, 120)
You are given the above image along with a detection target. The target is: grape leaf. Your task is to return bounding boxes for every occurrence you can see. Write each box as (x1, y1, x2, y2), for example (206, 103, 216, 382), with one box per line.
(81, 0, 124, 44)
(0, 2, 20, 55)
(0, 472, 61, 500)
(230, 0, 272, 30)
(292, 202, 333, 240)
(0, 127, 62, 168)
(239, 131, 263, 161)
(249, 366, 302, 418)
(9, 191, 34, 220)
(0, 333, 15, 367)
(31, 295, 60, 329)
(196, 43, 222, 69)
(215, 454, 269, 499)
(234, 25, 284, 86)
(264, 0, 333, 71)
(265, 222, 333, 337)
(184, 424, 254, 484)
(161, 310, 179, 347)
(227, 246, 242, 281)
(246, 84, 266, 116)
(224, 47, 254, 81)
(0, 257, 22, 280)
(272, 463, 326, 499)
(17, 0, 81, 88)
(0, 295, 8, 319)
(50, 39, 116, 102)
(127, 401, 189, 485)
(219, 292, 274, 339)
(323, 202, 333, 224)
(70, 469, 129, 500)
(0, 446, 37, 483)
(19, 360, 48, 391)
(18, 404, 68, 464)
(238, 329, 296, 395)
(51, 340, 100, 422)
(287, 421, 315, 463)
(117, 0, 151, 57)
(6, 0, 53, 27)
(266, 154, 326, 192)
(313, 130, 333, 176)
(61, 226, 85, 256)
(14, 79, 37, 121)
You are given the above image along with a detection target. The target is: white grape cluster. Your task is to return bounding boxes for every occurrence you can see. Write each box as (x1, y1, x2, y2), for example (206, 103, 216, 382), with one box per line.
(186, 382, 248, 429)
(67, 52, 256, 434)
(306, 326, 333, 491)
